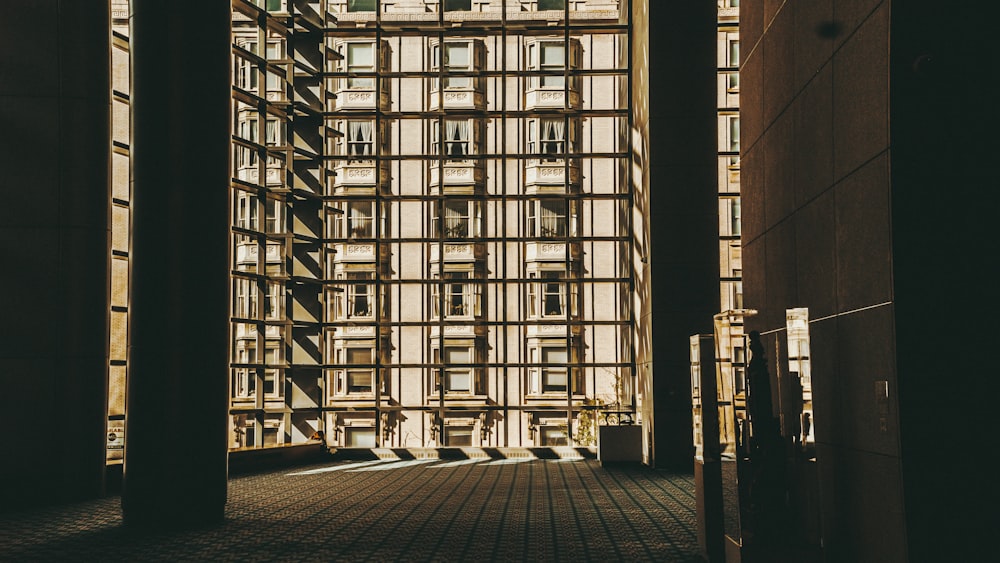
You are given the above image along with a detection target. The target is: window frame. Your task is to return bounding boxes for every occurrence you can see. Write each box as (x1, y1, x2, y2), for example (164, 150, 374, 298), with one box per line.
(431, 270, 481, 320)
(432, 118, 478, 160)
(345, 41, 376, 90)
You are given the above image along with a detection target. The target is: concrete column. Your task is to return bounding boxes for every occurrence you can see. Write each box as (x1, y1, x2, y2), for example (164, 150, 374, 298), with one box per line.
(0, 1, 111, 509)
(122, 1, 231, 527)
(633, 0, 719, 470)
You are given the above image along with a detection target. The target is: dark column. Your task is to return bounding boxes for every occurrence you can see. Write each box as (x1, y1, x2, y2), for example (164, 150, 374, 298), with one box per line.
(123, 0, 231, 527)
(646, 1, 719, 470)
(0, 1, 110, 509)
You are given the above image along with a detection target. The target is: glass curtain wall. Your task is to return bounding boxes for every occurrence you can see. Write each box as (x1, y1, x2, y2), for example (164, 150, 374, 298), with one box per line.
(225, 0, 633, 449)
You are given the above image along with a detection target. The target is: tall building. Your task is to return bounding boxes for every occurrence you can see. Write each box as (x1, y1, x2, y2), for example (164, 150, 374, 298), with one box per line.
(227, 0, 634, 450)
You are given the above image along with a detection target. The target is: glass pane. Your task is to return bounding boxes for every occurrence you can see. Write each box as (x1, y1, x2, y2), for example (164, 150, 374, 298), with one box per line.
(543, 370, 567, 390)
(346, 427, 376, 447)
(445, 44, 470, 68)
(348, 43, 374, 67)
(542, 348, 567, 364)
(539, 0, 565, 10)
(445, 371, 472, 392)
(541, 44, 565, 66)
(348, 0, 377, 11)
(445, 427, 473, 446)
(540, 427, 568, 446)
(444, 347, 470, 364)
(443, 0, 471, 11)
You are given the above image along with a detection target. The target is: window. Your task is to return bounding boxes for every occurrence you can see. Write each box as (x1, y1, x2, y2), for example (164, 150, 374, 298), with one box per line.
(432, 272, 480, 319)
(443, 0, 471, 11)
(432, 42, 473, 89)
(265, 118, 284, 147)
(434, 199, 478, 238)
(528, 41, 570, 89)
(263, 369, 284, 398)
(346, 272, 373, 318)
(237, 54, 258, 91)
(232, 368, 256, 399)
(345, 201, 374, 238)
(444, 426, 474, 446)
(345, 427, 376, 447)
(343, 347, 374, 394)
(237, 117, 259, 145)
(541, 347, 568, 392)
(235, 116, 259, 170)
(538, 426, 568, 446)
(265, 40, 283, 60)
(731, 198, 741, 236)
(527, 344, 583, 396)
(265, 281, 283, 320)
(538, 0, 565, 10)
(266, 0, 285, 11)
(433, 119, 474, 159)
(346, 42, 375, 89)
(345, 121, 374, 157)
(528, 199, 576, 238)
(347, 0, 376, 11)
(264, 197, 284, 234)
(528, 118, 570, 159)
(443, 347, 472, 393)
(236, 193, 258, 231)
(234, 278, 259, 319)
(431, 344, 482, 396)
(728, 116, 740, 152)
(728, 39, 740, 68)
(265, 69, 281, 95)
(527, 271, 578, 319)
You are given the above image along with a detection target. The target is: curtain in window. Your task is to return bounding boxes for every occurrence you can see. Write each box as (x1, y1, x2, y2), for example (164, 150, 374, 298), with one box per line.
(443, 201, 467, 237)
(542, 120, 565, 155)
(348, 202, 373, 237)
(348, 121, 372, 156)
(446, 120, 470, 157)
(539, 200, 566, 237)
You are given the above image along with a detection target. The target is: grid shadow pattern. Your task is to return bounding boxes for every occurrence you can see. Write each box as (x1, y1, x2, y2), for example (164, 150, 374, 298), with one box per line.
(0, 459, 702, 562)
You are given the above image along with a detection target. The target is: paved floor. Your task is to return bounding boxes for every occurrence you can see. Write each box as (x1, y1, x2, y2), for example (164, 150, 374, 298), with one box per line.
(0, 457, 703, 562)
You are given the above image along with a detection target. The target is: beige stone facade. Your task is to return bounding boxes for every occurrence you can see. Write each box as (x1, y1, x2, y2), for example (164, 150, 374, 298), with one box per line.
(225, 0, 633, 449)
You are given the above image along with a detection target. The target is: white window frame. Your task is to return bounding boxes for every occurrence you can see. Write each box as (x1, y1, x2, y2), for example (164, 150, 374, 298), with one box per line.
(538, 425, 569, 446)
(264, 196, 284, 234)
(526, 39, 581, 90)
(343, 120, 375, 158)
(728, 115, 740, 153)
(433, 199, 480, 238)
(345, 41, 376, 90)
(527, 118, 578, 160)
(432, 271, 481, 320)
(337, 346, 375, 396)
(345, 426, 376, 447)
(338, 200, 377, 239)
(528, 198, 577, 238)
(234, 277, 259, 319)
(232, 367, 256, 400)
(443, 425, 474, 446)
(432, 40, 477, 90)
(432, 119, 478, 160)
(430, 340, 483, 396)
(527, 342, 583, 396)
(265, 280, 283, 320)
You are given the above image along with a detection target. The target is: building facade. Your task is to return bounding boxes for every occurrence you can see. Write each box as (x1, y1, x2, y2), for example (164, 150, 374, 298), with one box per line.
(226, 0, 633, 450)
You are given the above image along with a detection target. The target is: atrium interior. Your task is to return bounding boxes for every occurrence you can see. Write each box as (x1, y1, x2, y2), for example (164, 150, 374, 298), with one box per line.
(0, 1, 991, 561)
